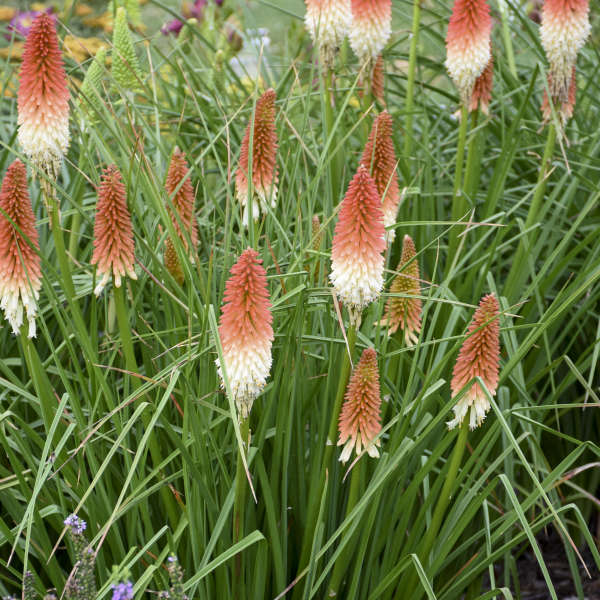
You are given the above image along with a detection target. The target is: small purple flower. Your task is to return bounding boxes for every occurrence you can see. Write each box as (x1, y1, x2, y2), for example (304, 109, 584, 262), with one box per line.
(6, 8, 54, 40)
(161, 0, 222, 36)
(111, 580, 134, 600)
(161, 19, 184, 36)
(64, 514, 87, 535)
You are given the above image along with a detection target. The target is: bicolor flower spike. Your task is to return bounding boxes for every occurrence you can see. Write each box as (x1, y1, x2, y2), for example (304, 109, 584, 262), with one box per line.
(330, 165, 386, 326)
(217, 249, 274, 420)
(235, 89, 278, 225)
(349, 0, 392, 72)
(448, 294, 500, 430)
(0, 160, 42, 338)
(164, 148, 198, 284)
(381, 235, 422, 345)
(540, 0, 590, 103)
(338, 347, 382, 463)
(304, 0, 352, 69)
(91, 165, 137, 295)
(17, 12, 70, 180)
(360, 111, 400, 244)
(470, 51, 493, 114)
(542, 67, 576, 126)
(445, 0, 492, 106)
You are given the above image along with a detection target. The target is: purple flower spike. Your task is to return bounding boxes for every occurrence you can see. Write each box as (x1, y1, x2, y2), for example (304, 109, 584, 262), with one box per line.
(111, 580, 134, 600)
(64, 514, 87, 535)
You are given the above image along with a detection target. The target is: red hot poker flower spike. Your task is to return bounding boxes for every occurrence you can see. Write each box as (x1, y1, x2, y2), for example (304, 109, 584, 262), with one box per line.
(469, 50, 493, 114)
(17, 13, 70, 179)
(445, 0, 492, 106)
(360, 111, 400, 244)
(448, 294, 500, 430)
(330, 165, 386, 326)
(164, 148, 198, 283)
(304, 0, 352, 69)
(235, 89, 279, 225)
(349, 0, 392, 72)
(381, 235, 422, 344)
(338, 347, 382, 462)
(217, 248, 274, 420)
(91, 165, 137, 295)
(542, 66, 576, 126)
(0, 160, 42, 337)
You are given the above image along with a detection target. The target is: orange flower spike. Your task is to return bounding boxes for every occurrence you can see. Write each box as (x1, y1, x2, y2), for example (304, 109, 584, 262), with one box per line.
(469, 52, 493, 114)
(91, 165, 137, 295)
(371, 54, 386, 105)
(349, 0, 392, 72)
(445, 0, 492, 106)
(217, 248, 274, 420)
(381, 235, 422, 344)
(17, 13, 70, 179)
(448, 294, 501, 430)
(0, 160, 42, 338)
(540, 0, 589, 102)
(360, 111, 400, 243)
(338, 348, 382, 463)
(330, 165, 386, 326)
(235, 89, 279, 225)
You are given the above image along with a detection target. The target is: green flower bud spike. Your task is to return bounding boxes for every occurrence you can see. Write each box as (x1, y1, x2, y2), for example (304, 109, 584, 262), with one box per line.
(112, 7, 141, 90)
(78, 46, 107, 121)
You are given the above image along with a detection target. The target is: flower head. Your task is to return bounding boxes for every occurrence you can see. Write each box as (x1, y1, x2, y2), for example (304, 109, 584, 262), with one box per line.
(304, 0, 352, 69)
(217, 248, 274, 420)
(448, 294, 500, 430)
(163, 148, 197, 283)
(445, 0, 492, 106)
(371, 54, 385, 105)
(77, 46, 107, 122)
(360, 111, 400, 243)
(540, 0, 589, 102)
(235, 89, 278, 225)
(381, 235, 422, 344)
(349, 0, 392, 72)
(338, 347, 382, 462)
(0, 160, 41, 338)
(17, 12, 70, 180)
(330, 165, 385, 325)
(64, 514, 87, 535)
(542, 66, 576, 126)
(111, 581, 134, 600)
(91, 165, 137, 295)
(469, 50, 493, 114)
(112, 7, 142, 90)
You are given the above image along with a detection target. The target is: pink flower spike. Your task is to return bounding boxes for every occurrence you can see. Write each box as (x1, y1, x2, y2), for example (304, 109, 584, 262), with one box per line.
(17, 12, 70, 180)
(217, 248, 274, 420)
(349, 0, 392, 72)
(330, 165, 386, 326)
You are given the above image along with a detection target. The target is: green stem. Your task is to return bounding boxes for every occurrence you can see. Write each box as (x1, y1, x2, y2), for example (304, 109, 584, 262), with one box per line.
(403, 0, 422, 160)
(233, 417, 250, 600)
(462, 110, 480, 198)
(328, 461, 363, 595)
(294, 325, 358, 595)
(403, 420, 469, 598)
(504, 123, 556, 303)
(324, 69, 341, 207)
(68, 136, 87, 259)
(499, 0, 517, 79)
(446, 106, 470, 274)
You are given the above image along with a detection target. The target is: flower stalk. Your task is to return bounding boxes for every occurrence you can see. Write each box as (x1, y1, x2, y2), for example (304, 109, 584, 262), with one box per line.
(403, 0, 422, 159)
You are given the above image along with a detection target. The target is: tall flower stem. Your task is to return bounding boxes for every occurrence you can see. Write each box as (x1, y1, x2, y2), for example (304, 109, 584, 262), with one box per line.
(446, 105, 470, 275)
(504, 123, 556, 303)
(324, 69, 341, 207)
(498, 0, 517, 79)
(233, 417, 250, 599)
(328, 460, 363, 595)
(68, 138, 88, 259)
(403, 0, 422, 160)
(402, 420, 469, 598)
(462, 111, 480, 198)
(296, 324, 358, 584)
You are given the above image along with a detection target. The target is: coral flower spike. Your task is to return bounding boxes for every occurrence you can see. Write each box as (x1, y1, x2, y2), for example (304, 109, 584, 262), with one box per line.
(304, 0, 352, 69)
(217, 248, 274, 420)
(235, 89, 278, 226)
(164, 148, 198, 284)
(338, 347, 382, 463)
(381, 235, 422, 345)
(540, 0, 590, 102)
(17, 12, 70, 181)
(91, 165, 137, 296)
(350, 0, 392, 72)
(330, 165, 386, 327)
(360, 111, 400, 244)
(0, 160, 42, 338)
(445, 0, 492, 107)
(448, 294, 500, 430)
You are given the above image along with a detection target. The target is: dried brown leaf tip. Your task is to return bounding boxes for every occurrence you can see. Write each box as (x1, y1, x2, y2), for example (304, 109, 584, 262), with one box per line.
(338, 347, 382, 463)
(448, 293, 500, 430)
(164, 148, 197, 284)
(381, 235, 422, 345)
(91, 165, 136, 295)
